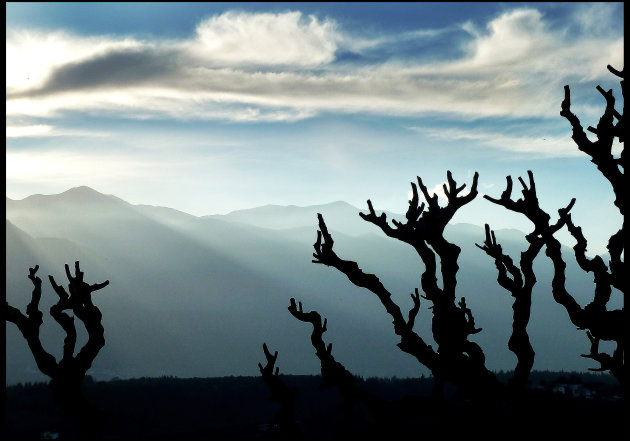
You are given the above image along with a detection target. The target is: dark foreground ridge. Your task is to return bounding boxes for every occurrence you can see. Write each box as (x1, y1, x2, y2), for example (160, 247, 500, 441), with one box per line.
(5, 372, 623, 441)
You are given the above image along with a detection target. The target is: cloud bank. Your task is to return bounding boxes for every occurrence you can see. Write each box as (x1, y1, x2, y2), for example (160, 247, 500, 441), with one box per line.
(6, 7, 624, 154)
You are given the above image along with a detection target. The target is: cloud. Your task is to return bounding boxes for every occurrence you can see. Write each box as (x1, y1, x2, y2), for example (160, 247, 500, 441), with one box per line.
(6, 30, 143, 94)
(338, 25, 456, 54)
(423, 182, 449, 204)
(465, 9, 547, 67)
(6, 124, 110, 138)
(449, 8, 623, 81)
(408, 125, 580, 158)
(189, 11, 339, 67)
(406, 176, 474, 206)
(6, 124, 53, 138)
(9, 48, 184, 98)
(6, 7, 623, 140)
(570, 2, 622, 37)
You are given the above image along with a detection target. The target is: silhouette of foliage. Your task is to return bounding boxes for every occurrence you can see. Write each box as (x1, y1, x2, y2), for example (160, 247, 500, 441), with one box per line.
(5, 261, 109, 439)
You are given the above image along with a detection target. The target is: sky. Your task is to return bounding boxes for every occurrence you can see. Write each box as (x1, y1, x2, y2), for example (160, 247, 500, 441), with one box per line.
(6, 2, 624, 254)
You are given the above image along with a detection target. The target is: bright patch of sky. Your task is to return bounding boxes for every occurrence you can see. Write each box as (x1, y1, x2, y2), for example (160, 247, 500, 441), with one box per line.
(6, 2, 624, 254)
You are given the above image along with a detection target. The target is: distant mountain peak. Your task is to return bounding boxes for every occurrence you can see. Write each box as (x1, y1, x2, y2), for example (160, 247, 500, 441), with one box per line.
(62, 185, 100, 194)
(9, 186, 128, 209)
(219, 200, 360, 216)
(58, 185, 113, 200)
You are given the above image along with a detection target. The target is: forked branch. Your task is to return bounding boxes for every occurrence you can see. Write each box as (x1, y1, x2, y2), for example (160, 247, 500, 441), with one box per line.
(6, 266, 57, 377)
(476, 224, 543, 389)
(258, 343, 298, 437)
(560, 70, 624, 214)
(288, 298, 354, 389)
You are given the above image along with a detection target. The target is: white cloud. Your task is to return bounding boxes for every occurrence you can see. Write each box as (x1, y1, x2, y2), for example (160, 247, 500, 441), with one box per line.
(408, 125, 580, 158)
(6, 124, 53, 138)
(6, 86, 319, 121)
(408, 179, 473, 206)
(5, 7, 623, 151)
(339, 25, 453, 53)
(424, 182, 448, 204)
(451, 7, 623, 77)
(189, 11, 339, 67)
(465, 8, 547, 67)
(6, 123, 110, 138)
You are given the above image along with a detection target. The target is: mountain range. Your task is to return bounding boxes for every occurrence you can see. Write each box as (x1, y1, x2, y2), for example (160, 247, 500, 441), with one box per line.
(6, 186, 613, 385)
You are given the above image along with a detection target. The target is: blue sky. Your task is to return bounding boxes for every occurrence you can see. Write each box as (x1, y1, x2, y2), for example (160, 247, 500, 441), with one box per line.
(6, 2, 624, 253)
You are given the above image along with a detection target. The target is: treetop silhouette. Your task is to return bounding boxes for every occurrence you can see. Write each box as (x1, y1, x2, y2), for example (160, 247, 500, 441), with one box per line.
(5, 261, 109, 438)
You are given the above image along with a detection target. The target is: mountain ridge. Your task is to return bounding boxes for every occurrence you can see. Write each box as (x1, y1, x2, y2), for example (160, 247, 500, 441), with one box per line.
(6, 185, 611, 385)
(8, 185, 527, 238)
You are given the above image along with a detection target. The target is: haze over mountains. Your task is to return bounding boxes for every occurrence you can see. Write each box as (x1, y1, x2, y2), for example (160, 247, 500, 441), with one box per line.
(6, 187, 615, 385)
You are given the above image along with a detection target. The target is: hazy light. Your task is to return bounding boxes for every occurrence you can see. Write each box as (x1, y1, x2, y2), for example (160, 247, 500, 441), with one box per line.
(6, 124, 53, 138)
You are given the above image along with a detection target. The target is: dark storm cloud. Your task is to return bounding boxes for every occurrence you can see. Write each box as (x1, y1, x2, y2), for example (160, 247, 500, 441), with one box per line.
(9, 47, 186, 98)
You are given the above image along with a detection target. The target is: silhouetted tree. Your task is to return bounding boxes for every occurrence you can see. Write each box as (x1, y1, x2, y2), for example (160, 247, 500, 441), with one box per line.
(5, 261, 109, 439)
(484, 64, 625, 384)
(475, 223, 544, 392)
(312, 174, 502, 401)
(478, 178, 575, 392)
(258, 343, 299, 438)
(287, 298, 385, 431)
(307, 64, 624, 405)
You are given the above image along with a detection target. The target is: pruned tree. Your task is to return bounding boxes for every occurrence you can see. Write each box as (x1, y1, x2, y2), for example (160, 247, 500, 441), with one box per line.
(475, 224, 541, 391)
(479, 175, 575, 391)
(306, 64, 624, 406)
(484, 64, 625, 383)
(287, 298, 384, 428)
(312, 172, 501, 401)
(5, 261, 109, 438)
(258, 343, 298, 438)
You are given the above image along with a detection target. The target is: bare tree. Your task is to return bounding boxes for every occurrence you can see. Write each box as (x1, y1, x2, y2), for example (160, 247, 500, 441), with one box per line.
(258, 342, 298, 438)
(475, 223, 543, 391)
(306, 64, 624, 403)
(5, 261, 109, 438)
(479, 172, 577, 391)
(312, 172, 501, 401)
(485, 65, 625, 383)
(287, 298, 385, 427)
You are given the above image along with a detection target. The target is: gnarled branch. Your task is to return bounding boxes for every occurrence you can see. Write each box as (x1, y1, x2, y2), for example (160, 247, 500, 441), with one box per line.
(312, 215, 438, 371)
(560, 71, 624, 214)
(258, 343, 297, 436)
(314, 172, 503, 399)
(580, 331, 623, 381)
(476, 224, 543, 389)
(6, 266, 58, 377)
